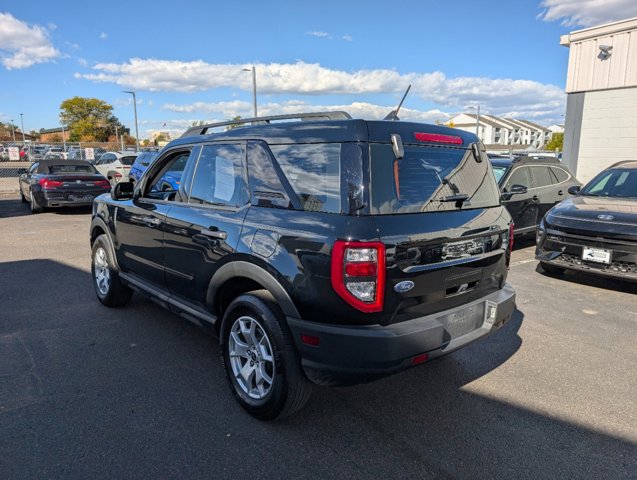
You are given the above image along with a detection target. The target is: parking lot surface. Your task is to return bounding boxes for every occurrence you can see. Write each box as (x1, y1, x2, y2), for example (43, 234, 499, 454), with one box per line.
(1, 195, 636, 479)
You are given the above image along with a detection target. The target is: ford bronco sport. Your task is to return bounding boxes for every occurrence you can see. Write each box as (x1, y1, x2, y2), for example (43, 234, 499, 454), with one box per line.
(90, 111, 516, 420)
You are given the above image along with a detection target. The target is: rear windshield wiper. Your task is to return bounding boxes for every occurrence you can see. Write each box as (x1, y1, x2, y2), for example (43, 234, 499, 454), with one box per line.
(438, 193, 470, 203)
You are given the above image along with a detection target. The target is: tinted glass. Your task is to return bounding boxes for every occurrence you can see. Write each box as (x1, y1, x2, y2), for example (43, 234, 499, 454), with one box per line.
(550, 167, 569, 183)
(48, 164, 95, 173)
(269, 143, 341, 214)
(149, 152, 190, 194)
(189, 144, 247, 207)
(120, 156, 137, 166)
(370, 145, 500, 214)
(505, 167, 531, 189)
(581, 168, 637, 198)
(101, 153, 115, 161)
(531, 166, 554, 188)
(247, 142, 291, 209)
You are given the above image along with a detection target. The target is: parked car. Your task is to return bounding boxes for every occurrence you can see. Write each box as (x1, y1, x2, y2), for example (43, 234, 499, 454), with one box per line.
(536, 160, 637, 281)
(45, 146, 67, 159)
(490, 156, 581, 235)
(94, 151, 140, 185)
(90, 112, 517, 420)
(18, 159, 112, 214)
(128, 151, 160, 184)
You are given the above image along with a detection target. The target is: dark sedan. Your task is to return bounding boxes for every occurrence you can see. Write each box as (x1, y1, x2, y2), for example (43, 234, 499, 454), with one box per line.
(490, 156, 581, 235)
(536, 160, 637, 281)
(18, 160, 112, 214)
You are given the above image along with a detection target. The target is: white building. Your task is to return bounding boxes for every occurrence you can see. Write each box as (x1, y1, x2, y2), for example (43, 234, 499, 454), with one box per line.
(447, 113, 552, 149)
(548, 124, 565, 134)
(561, 16, 637, 182)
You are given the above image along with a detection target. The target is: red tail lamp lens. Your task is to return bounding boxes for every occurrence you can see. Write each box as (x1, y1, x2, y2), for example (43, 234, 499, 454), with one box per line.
(39, 179, 63, 189)
(412, 353, 430, 365)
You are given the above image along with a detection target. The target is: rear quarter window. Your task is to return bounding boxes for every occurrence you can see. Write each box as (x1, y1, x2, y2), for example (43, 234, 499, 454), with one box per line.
(120, 156, 137, 166)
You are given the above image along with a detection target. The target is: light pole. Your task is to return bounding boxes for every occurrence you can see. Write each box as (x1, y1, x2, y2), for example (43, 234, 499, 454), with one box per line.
(242, 66, 257, 117)
(61, 124, 66, 151)
(19, 113, 25, 143)
(123, 91, 140, 151)
(10, 119, 15, 142)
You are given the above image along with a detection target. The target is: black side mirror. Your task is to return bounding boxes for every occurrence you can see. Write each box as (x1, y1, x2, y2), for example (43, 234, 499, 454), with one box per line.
(111, 181, 134, 200)
(509, 184, 528, 195)
(568, 185, 581, 195)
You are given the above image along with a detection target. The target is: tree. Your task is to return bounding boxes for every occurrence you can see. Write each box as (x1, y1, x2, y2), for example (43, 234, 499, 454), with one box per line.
(225, 116, 243, 131)
(544, 132, 563, 152)
(59, 97, 125, 142)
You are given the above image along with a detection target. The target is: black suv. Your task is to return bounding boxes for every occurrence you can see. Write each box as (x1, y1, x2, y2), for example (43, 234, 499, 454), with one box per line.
(90, 112, 516, 419)
(490, 156, 580, 235)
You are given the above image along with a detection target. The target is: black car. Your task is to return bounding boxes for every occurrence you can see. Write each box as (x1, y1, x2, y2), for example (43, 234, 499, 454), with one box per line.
(536, 160, 637, 281)
(90, 112, 516, 420)
(19, 159, 112, 213)
(490, 156, 580, 235)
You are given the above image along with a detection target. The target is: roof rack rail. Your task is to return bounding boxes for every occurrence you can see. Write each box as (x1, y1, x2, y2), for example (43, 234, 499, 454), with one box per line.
(511, 155, 561, 164)
(180, 111, 352, 138)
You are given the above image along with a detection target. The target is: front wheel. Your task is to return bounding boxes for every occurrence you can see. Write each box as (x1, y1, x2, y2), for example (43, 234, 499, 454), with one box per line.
(221, 291, 312, 420)
(91, 235, 132, 307)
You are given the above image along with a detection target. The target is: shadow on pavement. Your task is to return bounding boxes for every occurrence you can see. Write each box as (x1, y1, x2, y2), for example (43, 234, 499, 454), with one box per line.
(535, 262, 637, 295)
(0, 259, 634, 479)
(0, 196, 92, 219)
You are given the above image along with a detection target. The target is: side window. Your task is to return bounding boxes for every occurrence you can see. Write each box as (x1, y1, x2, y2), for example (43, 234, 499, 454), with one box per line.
(269, 143, 341, 214)
(29, 162, 39, 174)
(100, 153, 114, 163)
(504, 167, 531, 190)
(247, 142, 291, 209)
(189, 144, 248, 208)
(550, 167, 570, 183)
(143, 149, 194, 202)
(531, 166, 554, 188)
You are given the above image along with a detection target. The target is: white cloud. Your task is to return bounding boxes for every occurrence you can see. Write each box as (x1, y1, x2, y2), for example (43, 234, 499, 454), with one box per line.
(77, 58, 88, 67)
(538, 0, 637, 27)
(307, 31, 329, 38)
(306, 30, 353, 41)
(0, 13, 61, 69)
(76, 59, 565, 121)
(99, 32, 108, 39)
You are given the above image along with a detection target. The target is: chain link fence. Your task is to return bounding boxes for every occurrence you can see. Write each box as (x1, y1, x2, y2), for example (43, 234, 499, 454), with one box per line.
(0, 140, 139, 192)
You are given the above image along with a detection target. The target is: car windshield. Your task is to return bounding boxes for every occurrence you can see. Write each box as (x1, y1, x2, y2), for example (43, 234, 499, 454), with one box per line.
(492, 165, 508, 184)
(369, 144, 501, 214)
(120, 156, 137, 166)
(580, 168, 637, 198)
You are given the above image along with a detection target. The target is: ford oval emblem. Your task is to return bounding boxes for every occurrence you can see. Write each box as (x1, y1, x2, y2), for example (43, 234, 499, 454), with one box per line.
(597, 214, 614, 221)
(394, 280, 415, 293)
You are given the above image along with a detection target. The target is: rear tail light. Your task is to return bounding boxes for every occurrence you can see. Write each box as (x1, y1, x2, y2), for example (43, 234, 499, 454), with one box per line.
(94, 179, 111, 188)
(39, 178, 63, 189)
(331, 241, 385, 313)
(505, 222, 514, 267)
(114, 172, 122, 178)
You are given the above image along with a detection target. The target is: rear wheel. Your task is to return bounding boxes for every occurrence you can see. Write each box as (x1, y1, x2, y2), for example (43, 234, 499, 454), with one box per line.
(30, 192, 44, 214)
(540, 262, 565, 275)
(19, 187, 27, 203)
(221, 291, 312, 420)
(91, 235, 132, 307)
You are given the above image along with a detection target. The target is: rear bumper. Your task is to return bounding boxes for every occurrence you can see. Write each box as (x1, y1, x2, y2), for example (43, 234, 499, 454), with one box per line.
(287, 284, 516, 386)
(39, 191, 106, 208)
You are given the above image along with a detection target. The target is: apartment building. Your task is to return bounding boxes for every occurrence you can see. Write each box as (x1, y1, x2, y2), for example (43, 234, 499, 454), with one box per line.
(447, 113, 552, 148)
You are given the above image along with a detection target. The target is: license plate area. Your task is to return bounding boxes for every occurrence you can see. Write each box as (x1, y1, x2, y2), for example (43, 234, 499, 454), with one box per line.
(582, 247, 611, 264)
(438, 302, 485, 339)
(68, 194, 93, 202)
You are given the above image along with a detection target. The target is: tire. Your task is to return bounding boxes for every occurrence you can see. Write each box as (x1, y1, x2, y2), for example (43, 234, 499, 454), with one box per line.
(30, 192, 44, 214)
(91, 234, 133, 307)
(221, 290, 312, 420)
(19, 187, 27, 203)
(540, 262, 565, 275)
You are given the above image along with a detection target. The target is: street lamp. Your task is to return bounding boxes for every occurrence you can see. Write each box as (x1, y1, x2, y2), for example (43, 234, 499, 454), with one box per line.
(19, 113, 25, 143)
(10, 119, 15, 142)
(61, 124, 66, 151)
(242, 66, 258, 117)
(123, 91, 140, 151)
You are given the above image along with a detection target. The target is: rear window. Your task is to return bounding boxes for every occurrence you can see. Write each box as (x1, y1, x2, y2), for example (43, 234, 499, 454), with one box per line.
(48, 164, 95, 173)
(269, 143, 341, 214)
(370, 145, 500, 214)
(120, 156, 137, 166)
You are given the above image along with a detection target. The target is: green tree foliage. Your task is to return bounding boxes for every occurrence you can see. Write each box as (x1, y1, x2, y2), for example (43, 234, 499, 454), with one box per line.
(59, 97, 126, 142)
(544, 132, 563, 152)
(225, 116, 243, 131)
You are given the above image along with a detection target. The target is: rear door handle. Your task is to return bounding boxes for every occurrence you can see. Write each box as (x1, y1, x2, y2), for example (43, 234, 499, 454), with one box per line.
(200, 228, 227, 240)
(557, 190, 564, 196)
(532, 195, 539, 201)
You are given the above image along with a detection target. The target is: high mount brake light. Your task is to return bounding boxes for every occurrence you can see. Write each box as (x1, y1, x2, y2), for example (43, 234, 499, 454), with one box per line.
(414, 132, 463, 145)
(331, 241, 385, 313)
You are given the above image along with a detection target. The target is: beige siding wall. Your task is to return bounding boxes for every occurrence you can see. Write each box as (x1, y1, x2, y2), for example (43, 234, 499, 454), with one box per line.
(576, 88, 637, 182)
(564, 20, 637, 94)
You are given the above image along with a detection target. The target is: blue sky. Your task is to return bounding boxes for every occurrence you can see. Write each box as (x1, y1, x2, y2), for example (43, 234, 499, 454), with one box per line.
(1, 0, 637, 139)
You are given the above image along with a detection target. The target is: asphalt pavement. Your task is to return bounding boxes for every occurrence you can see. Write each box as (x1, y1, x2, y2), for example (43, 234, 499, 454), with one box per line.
(1, 195, 635, 479)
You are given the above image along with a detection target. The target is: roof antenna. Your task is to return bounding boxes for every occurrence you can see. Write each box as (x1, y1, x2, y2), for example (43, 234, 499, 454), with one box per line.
(384, 85, 411, 121)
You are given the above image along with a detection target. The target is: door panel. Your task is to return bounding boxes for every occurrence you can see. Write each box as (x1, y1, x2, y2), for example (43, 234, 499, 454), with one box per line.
(502, 166, 538, 231)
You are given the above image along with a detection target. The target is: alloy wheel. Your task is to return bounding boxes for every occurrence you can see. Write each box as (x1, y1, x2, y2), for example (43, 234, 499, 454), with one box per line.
(94, 247, 111, 295)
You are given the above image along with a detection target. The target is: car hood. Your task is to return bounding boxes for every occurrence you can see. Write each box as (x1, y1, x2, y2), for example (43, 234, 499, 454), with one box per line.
(545, 195, 637, 236)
